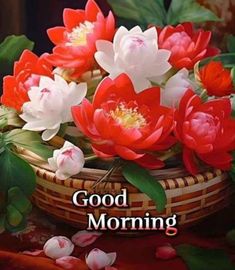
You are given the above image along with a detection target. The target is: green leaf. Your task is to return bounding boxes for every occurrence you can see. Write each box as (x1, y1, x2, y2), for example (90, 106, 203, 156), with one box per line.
(0, 149, 36, 196)
(227, 35, 235, 53)
(6, 204, 23, 227)
(0, 215, 5, 234)
(226, 229, 235, 247)
(167, 0, 221, 25)
(4, 129, 53, 160)
(199, 53, 235, 69)
(0, 35, 34, 78)
(5, 217, 27, 233)
(229, 152, 235, 180)
(0, 106, 24, 129)
(108, 0, 166, 27)
(8, 187, 32, 215)
(176, 244, 235, 270)
(122, 162, 166, 212)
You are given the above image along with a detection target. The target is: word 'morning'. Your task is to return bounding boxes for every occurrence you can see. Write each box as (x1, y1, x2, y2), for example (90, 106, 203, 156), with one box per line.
(87, 212, 178, 236)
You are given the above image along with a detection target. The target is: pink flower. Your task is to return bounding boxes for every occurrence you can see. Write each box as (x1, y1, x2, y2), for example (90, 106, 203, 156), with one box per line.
(43, 236, 74, 259)
(56, 256, 87, 270)
(72, 230, 102, 247)
(86, 248, 116, 270)
(155, 244, 177, 260)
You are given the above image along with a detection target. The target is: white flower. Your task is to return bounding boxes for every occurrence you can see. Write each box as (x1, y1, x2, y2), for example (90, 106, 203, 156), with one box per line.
(43, 236, 74, 259)
(20, 75, 87, 141)
(95, 26, 171, 93)
(86, 248, 116, 270)
(48, 141, 85, 180)
(161, 68, 194, 108)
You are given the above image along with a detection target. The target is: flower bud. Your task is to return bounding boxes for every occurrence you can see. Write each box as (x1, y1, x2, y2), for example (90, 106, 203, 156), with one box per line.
(48, 141, 85, 180)
(72, 230, 102, 247)
(43, 236, 74, 259)
(86, 248, 116, 270)
(155, 244, 177, 260)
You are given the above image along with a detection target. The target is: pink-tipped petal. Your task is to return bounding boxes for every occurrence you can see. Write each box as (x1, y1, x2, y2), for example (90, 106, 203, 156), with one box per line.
(72, 230, 102, 247)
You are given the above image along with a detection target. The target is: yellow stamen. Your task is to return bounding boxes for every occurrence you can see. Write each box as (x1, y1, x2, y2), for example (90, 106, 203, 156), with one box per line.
(110, 103, 146, 129)
(66, 21, 94, 46)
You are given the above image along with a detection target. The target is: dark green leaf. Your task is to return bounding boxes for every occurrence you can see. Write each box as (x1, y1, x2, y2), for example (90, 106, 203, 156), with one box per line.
(0, 35, 34, 78)
(229, 152, 235, 180)
(8, 187, 32, 215)
(199, 53, 235, 69)
(167, 0, 221, 25)
(108, 0, 166, 27)
(5, 217, 27, 233)
(0, 149, 36, 196)
(227, 35, 235, 53)
(4, 129, 53, 160)
(176, 244, 235, 270)
(122, 162, 166, 212)
(226, 229, 235, 247)
(0, 215, 5, 234)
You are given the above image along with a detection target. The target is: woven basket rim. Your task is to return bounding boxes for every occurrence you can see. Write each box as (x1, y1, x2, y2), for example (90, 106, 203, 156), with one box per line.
(17, 148, 226, 191)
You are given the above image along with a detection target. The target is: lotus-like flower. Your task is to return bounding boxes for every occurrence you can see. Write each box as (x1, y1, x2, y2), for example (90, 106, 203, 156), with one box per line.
(48, 141, 85, 180)
(158, 22, 219, 70)
(161, 68, 193, 108)
(95, 26, 171, 93)
(72, 74, 175, 169)
(72, 230, 102, 247)
(43, 236, 74, 259)
(199, 61, 234, 97)
(47, 0, 115, 78)
(20, 75, 87, 141)
(155, 244, 177, 260)
(175, 89, 235, 174)
(56, 256, 87, 270)
(1, 50, 52, 111)
(86, 248, 116, 270)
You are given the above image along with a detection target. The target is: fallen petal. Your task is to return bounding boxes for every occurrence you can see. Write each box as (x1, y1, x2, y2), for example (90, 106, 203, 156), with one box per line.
(155, 243, 177, 260)
(72, 230, 102, 247)
(22, 250, 44, 256)
(56, 256, 87, 270)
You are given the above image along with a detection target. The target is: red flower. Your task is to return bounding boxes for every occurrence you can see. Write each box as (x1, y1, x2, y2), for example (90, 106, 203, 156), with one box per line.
(157, 22, 219, 70)
(199, 61, 234, 97)
(1, 50, 52, 111)
(46, 0, 115, 77)
(175, 89, 235, 174)
(72, 74, 175, 169)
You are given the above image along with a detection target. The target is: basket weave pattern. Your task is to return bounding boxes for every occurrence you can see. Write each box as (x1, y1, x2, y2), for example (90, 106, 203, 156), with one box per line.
(18, 148, 233, 228)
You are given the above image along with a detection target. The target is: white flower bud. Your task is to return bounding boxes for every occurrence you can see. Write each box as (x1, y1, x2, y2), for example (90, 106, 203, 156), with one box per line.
(48, 141, 85, 180)
(86, 248, 116, 270)
(43, 236, 74, 259)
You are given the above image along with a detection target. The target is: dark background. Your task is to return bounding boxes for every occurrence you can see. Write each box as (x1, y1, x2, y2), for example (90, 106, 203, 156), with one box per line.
(0, 0, 110, 55)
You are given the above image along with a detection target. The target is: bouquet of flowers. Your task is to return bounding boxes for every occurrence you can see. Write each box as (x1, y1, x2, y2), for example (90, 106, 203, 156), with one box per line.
(0, 0, 235, 233)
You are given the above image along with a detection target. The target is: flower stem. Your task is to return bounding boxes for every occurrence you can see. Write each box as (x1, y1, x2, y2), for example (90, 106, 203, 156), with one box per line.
(85, 155, 98, 162)
(91, 159, 122, 189)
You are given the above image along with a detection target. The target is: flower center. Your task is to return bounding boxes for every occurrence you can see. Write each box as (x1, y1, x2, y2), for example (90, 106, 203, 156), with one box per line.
(164, 32, 191, 48)
(62, 149, 74, 158)
(189, 112, 219, 141)
(40, 88, 51, 100)
(110, 103, 146, 129)
(66, 21, 94, 46)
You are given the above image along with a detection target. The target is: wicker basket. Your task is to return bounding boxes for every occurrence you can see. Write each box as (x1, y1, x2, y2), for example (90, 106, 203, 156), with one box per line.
(18, 148, 233, 228)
